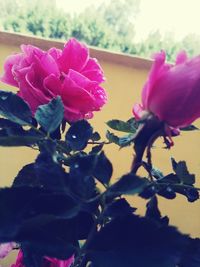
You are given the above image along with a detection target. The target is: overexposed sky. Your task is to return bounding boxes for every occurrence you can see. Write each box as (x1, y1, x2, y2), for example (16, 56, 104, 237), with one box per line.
(56, 0, 200, 41)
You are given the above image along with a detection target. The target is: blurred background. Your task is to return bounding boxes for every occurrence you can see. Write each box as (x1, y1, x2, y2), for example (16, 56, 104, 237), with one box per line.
(1, 0, 200, 62)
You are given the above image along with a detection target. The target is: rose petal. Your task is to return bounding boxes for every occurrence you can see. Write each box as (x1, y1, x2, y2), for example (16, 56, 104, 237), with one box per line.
(61, 75, 96, 112)
(81, 58, 105, 83)
(175, 51, 188, 65)
(142, 51, 168, 109)
(58, 38, 89, 73)
(0, 53, 23, 87)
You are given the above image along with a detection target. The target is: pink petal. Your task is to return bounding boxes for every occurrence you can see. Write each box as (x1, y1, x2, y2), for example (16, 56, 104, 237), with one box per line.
(148, 57, 200, 127)
(90, 85, 107, 108)
(20, 44, 44, 63)
(142, 51, 167, 108)
(61, 76, 96, 112)
(81, 58, 105, 83)
(48, 47, 62, 61)
(67, 70, 107, 108)
(44, 74, 62, 96)
(0, 53, 23, 87)
(58, 38, 89, 73)
(16, 66, 51, 113)
(35, 53, 60, 77)
(175, 51, 188, 65)
(68, 69, 98, 91)
(45, 255, 74, 267)
(132, 103, 145, 120)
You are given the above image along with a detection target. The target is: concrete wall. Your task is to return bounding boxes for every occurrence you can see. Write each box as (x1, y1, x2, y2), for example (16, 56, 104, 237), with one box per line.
(0, 31, 200, 266)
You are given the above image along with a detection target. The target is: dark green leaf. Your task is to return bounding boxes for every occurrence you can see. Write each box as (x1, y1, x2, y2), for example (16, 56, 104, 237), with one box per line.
(171, 157, 178, 172)
(106, 130, 120, 145)
(107, 119, 137, 133)
(173, 186, 199, 202)
(145, 196, 161, 221)
(158, 174, 181, 184)
(0, 91, 32, 125)
(0, 118, 21, 129)
(17, 217, 78, 259)
(0, 186, 48, 242)
(57, 140, 72, 155)
(66, 120, 93, 151)
(91, 132, 101, 141)
(145, 196, 169, 225)
(184, 188, 199, 202)
(108, 173, 149, 196)
(104, 198, 136, 218)
(89, 144, 104, 154)
(70, 153, 96, 177)
(13, 163, 40, 187)
(35, 97, 64, 134)
(180, 125, 199, 131)
(88, 214, 189, 267)
(139, 184, 158, 199)
(24, 193, 80, 219)
(0, 128, 43, 146)
(174, 161, 195, 185)
(34, 148, 70, 191)
(158, 186, 176, 199)
(93, 152, 113, 185)
(106, 131, 134, 147)
(179, 238, 200, 267)
(21, 246, 42, 267)
(151, 167, 164, 179)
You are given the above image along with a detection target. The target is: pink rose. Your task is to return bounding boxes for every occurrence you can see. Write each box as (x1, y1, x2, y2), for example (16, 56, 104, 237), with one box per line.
(133, 51, 200, 128)
(11, 250, 74, 267)
(1, 38, 107, 122)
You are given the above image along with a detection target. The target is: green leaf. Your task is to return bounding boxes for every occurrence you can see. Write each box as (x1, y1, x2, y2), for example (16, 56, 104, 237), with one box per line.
(106, 131, 120, 145)
(35, 97, 64, 134)
(174, 161, 195, 185)
(66, 120, 93, 151)
(0, 118, 21, 129)
(180, 125, 199, 131)
(107, 119, 138, 133)
(108, 173, 149, 196)
(88, 214, 189, 267)
(106, 131, 134, 147)
(0, 130, 43, 146)
(93, 152, 113, 185)
(151, 167, 164, 179)
(91, 132, 101, 141)
(104, 198, 136, 218)
(171, 157, 178, 172)
(17, 217, 78, 260)
(145, 196, 161, 221)
(145, 196, 169, 225)
(13, 163, 39, 187)
(179, 238, 200, 267)
(89, 144, 104, 154)
(0, 91, 32, 125)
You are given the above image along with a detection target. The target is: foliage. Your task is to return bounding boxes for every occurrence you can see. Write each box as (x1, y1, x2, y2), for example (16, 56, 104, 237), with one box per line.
(1, 0, 200, 61)
(0, 90, 200, 267)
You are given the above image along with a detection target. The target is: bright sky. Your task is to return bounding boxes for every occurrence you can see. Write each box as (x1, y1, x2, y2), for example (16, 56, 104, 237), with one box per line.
(56, 0, 200, 41)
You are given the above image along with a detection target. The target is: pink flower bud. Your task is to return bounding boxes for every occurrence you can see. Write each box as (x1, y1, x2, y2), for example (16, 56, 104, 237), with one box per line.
(133, 51, 200, 128)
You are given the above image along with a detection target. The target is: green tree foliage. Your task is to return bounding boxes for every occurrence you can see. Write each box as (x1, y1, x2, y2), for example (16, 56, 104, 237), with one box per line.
(1, 0, 200, 61)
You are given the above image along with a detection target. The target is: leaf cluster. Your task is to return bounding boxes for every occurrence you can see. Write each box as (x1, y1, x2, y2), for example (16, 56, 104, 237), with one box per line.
(0, 91, 199, 267)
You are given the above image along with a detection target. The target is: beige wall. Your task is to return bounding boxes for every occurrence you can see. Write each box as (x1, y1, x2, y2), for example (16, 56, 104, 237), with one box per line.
(0, 31, 200, 265)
